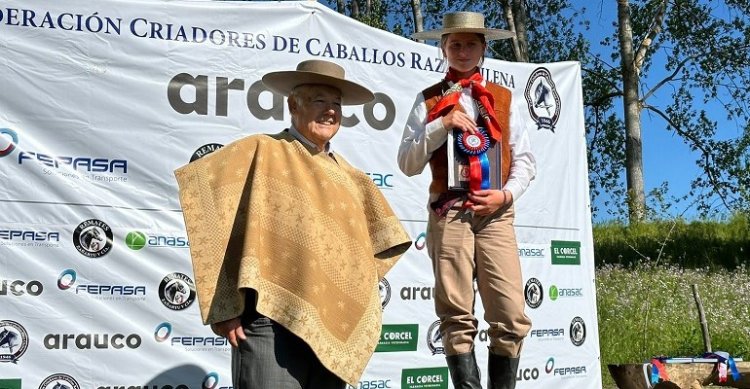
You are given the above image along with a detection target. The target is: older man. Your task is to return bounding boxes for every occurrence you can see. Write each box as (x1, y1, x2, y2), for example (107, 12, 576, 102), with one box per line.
(174, 59, 411, 389)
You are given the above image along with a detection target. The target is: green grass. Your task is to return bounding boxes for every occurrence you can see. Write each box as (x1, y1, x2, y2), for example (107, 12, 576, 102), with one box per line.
(596, 262, 750, 388)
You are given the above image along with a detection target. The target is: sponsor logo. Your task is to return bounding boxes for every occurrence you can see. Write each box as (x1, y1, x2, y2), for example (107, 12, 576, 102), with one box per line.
(524, 67, 561, 132)
(524, 278, 543, 309)
(43, 333, 142, 349)
(159, 272, 196, 310)
(551, 240, 581, 265)
(39, 374, 80, 389)
(0, 379, 22, 389)
(426, 320, 444, 355)
(8, 132, 128, 183)
(401, 367, 449, 389)
(570, 317, 586, 346)
(191, 143, 224, 162)
(400, 285, 435, 301)
(379, 278, 391, 309)
(414, 232, 426, 250)
(516, 366, 540, 381)
(96, 385, 189, 389)
(517, 247, 544, 258)
(347, 380, 393, 389)
(125, 231, 189, 250)
(154, 322, 228, 351)
(202, 372, 219, 389)
(376, 324, 419, 352)
(0, 279, 44, 296)
(58, 269, 77, 290)
(58, 269, 146, 301)
(0, 229, 61, 247)
(545, 357, 587, 377)
(0, 320, 29, 364)
(365, 172, 394, 189)
(0, 128, 18, 157)
(72, 219, 113, 258)
(549, 285, 583, 301)
(529, 328, 565, 341)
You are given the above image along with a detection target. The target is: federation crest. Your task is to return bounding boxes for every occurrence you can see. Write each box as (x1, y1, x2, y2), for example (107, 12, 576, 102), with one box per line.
(38, 373, 80, 389)
(524, 67, 561, 132)
(426, 320, 444, 355)
(0, 320, 29, 364)
(570, 316, 586, 346)
(524, 278, 543, 309)
(378, 278, 392, 309)
(190, 143, 224, 162)
(159, 272, 196, 310)
(72, 219, 113, 258)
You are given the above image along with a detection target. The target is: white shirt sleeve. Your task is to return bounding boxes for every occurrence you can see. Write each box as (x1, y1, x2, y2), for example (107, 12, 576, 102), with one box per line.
(397, 92, 448, 177)
(503, 95, 536, 200)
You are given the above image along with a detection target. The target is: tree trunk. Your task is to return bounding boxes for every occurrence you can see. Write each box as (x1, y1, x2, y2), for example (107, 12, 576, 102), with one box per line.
(617, 0, 646, 223)
(336, 0, 345, 14)
(410, 0, 423, 41)
(351, 0, 360, 19)
(510, 0, 529, 62)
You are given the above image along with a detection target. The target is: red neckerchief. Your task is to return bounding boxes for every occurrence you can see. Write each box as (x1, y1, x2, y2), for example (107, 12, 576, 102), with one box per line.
(426, 67, 502, 143)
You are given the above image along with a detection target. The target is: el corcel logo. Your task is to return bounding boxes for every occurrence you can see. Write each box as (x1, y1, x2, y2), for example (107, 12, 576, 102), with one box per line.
(414, 232, 426, 250)
(44, 333, 142, 349)
(0, 128, 18, 157)
(365, 172, 394, 189)
(58, 269, 77, 290)
(0, 279, 44, 296)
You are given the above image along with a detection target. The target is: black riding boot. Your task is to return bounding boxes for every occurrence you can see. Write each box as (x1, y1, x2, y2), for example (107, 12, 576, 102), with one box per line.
(446, 351, 482, 389)
(487, 353, 519, 389)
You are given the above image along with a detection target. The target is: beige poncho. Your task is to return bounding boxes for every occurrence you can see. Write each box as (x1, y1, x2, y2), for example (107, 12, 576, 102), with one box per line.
(174, 131, 411, 385)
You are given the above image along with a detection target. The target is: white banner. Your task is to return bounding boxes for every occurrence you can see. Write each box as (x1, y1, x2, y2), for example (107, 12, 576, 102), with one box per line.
(0, 1, 601, 388)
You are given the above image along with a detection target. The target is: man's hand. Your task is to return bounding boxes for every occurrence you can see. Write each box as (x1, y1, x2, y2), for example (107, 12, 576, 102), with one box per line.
(213, 317, 246, 348)
(467, 189, 512, 216)
(441, 111, 478, 134)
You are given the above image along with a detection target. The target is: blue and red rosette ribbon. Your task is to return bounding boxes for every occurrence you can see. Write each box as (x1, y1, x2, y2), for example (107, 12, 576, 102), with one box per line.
(455, 127, 491, 191)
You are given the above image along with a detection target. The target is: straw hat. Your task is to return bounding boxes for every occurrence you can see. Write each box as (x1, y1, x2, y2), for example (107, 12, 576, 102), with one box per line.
(261, 59, 374, 105)
(411, 11, 514, 41)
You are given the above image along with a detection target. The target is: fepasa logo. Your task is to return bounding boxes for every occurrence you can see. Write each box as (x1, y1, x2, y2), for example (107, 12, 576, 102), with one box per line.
(58, 269, 147, 301)
(201, 372, 232, 389)
(414, 232, 426, 250)
(125, 231, 189, 250)
(545, 357, 587, 377)
(0, 229, 61, 248)
(365, 172, 394, 189)
(0, 128, 18, 157)
(529, 327, 564, 341)
(154, 322, 228, 350)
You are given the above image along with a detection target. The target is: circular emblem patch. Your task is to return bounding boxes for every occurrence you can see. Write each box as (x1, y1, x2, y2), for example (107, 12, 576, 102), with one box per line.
(426, 320, 444, 355)
(159, 272, 196, 310)
(73, 219, 113, 258)
(524, 278, 543, 309)
(379, 278, 392, 309)
(0, 320, 29, 363)
(38, 373, 80, 389)
(570, 316, 586, 346)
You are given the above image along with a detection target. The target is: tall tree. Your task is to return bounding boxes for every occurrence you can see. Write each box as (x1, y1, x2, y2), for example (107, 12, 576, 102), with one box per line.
(588, 0, 750, 221)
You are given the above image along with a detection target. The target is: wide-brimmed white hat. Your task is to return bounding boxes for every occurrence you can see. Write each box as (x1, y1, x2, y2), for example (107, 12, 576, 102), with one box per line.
(261, 59, 374, 105)
(411, 11, 514, 41)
